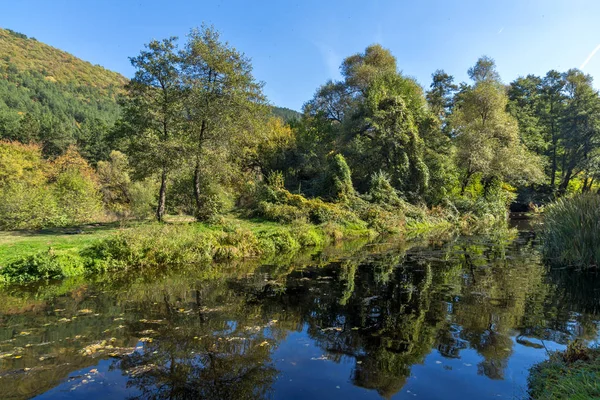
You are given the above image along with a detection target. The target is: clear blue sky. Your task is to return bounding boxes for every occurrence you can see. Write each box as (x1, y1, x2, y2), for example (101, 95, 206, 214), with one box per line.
(2, 0, 600, 111)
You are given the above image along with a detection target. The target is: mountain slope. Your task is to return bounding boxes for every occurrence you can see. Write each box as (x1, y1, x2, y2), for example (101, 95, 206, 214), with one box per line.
(0, 28, 127, 161)
(0, 28, 298, 163)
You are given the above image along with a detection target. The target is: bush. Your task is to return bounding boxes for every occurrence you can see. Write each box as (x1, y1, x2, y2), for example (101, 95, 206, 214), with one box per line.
(0, 142, 102, 229)
(542, 194, 600, 269)
(368, 170, 401, 207)
(0, 250, 84, 283)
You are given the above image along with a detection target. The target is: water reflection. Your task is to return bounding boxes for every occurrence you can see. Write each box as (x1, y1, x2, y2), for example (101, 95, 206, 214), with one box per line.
(0, 232, 599, 399)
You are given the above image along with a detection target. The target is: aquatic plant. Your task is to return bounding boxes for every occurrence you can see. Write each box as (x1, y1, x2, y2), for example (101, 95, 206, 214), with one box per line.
(542, 194, 600, 269)
(528, 342, 600, 399)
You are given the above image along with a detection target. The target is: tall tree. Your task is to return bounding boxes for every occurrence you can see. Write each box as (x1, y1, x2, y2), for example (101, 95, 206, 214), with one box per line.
(539, 70, 566, 188)
(121, 37, 184, 221)
(451, 57, 543, 195)
(558, 69, 600, 193)
(181, 25, 266, 220)
(300, 44, 433, 198)
(426, 70, 458, 129)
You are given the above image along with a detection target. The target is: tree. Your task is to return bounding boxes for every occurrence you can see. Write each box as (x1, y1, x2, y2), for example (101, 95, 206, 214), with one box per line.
(121, 37, 185, 222)
(558, 69, 600, 193)
(426, 69, 458, 128)
(451, 57, 543, 195)
(181, 25, 266, 220)
(300, 45, 434, 198)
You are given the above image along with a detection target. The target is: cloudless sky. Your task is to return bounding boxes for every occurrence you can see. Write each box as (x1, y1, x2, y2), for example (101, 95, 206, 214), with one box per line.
(2, 0, 600, 110)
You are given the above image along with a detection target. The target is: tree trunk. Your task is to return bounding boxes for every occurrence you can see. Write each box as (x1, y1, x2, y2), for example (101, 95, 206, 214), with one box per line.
(156, 167, 167, 222)
(193, 158, 203, 220)
(193, 120, 207, 220)
(550, 140, 557, 187)
(460, 172, 472, 195)
(558, 166, 573, 195)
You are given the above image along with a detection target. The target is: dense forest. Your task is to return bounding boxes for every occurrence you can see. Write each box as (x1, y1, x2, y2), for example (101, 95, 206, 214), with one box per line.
(0, 25, 599, 233)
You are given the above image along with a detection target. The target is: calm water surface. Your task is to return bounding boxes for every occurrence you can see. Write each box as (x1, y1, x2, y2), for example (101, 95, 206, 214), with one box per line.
(1, 229, 599, 399)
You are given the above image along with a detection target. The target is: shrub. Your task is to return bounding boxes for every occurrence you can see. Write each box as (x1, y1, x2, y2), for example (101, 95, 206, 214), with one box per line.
(368, 170, 401, 207)
(0, 142, 102, 229)
(0, 250, 84, 283)
(542, 194, 600, 269)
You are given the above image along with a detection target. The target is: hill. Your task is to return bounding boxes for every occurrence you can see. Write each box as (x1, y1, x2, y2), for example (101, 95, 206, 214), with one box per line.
(271, 106, 301, 122)
(0, 28, 127, 161)
(0, 28, 299, 163)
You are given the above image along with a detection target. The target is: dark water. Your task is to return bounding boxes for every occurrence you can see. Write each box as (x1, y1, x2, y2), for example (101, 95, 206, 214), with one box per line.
(1, 230, 599, 399)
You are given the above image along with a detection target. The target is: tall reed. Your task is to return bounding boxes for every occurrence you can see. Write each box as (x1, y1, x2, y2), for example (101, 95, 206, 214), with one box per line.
(542, 194, 600, 269)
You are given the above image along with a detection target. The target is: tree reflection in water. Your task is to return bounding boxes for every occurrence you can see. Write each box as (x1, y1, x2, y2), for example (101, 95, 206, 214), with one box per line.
(0, 232, 599, 399)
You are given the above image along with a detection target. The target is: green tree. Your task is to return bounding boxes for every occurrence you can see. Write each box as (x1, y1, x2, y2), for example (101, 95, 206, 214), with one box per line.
(181, 25, 267, 220)
(121, 37, 185, 222)
(451, 57, 543, 195)
(558, 69, 600, 193)
(426, 69, 458, 129)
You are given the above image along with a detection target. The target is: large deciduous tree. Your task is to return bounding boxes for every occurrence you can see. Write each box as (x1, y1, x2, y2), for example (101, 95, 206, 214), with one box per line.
(451, 57, 543, 195)
(181, 26, 266, 220)
(121, 37, 185, 222)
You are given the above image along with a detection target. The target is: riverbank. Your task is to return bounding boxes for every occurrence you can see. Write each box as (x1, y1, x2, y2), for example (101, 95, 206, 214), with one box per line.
(0, 215, 454, 284)
(528, 343, 600, 399)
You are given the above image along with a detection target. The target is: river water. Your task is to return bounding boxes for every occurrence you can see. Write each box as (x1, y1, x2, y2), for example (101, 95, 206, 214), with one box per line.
(0, 227, 598, 399)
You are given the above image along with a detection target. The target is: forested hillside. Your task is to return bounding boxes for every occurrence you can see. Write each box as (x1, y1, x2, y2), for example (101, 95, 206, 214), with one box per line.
(271, 106, 300, 122)
(0, 28, 126, 162)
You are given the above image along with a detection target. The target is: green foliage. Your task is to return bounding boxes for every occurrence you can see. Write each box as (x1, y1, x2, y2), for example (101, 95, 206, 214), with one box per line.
(84, 220, 330, 271)
(528, 344, 600, 399)
(322, 153, 354, 201)
(368, 170, 401, 206)
(451, 57, 544, 194)
(508, 69, 600, 195)
(0, 141, 102, 229)
(0, 28, 125, 160)
(542, 194, 600, 269)
(0, 249, 84, 283)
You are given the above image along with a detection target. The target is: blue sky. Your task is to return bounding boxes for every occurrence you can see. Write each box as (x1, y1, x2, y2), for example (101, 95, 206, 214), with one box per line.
(2, 0, 600, 110)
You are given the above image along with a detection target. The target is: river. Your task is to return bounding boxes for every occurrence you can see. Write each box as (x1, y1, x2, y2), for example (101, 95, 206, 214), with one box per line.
(0, 226, 598, 399)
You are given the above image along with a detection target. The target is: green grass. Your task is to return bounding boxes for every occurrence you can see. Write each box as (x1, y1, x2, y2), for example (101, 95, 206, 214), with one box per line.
(0, 223, 122, 267)
(528, 343, 600, 399)
(0, 216, 376, 284)
(0, 212, 456, 284)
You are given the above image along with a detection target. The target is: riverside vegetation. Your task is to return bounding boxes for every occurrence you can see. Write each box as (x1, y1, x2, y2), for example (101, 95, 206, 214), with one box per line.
(1, 24, 600, 398)
(1, 24, 599, 282)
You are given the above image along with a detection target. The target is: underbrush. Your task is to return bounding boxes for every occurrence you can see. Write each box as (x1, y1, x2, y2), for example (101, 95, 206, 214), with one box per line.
(0, 249, 85, 284)
(246, 176, 454, 236)
(0, 219, 353, 283)
(542, 194, 600, 269)
(528, 341, 600, 399)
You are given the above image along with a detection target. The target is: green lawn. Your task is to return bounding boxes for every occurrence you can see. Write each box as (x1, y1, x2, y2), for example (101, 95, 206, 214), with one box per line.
(0, 215, 345, 268)
(0, 223, 122, 267)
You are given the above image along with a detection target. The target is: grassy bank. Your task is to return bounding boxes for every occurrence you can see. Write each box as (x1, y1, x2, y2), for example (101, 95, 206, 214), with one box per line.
(0, 217, 374, 284)
(0, 213, 458, 284)
(528, 342, 600, 399)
